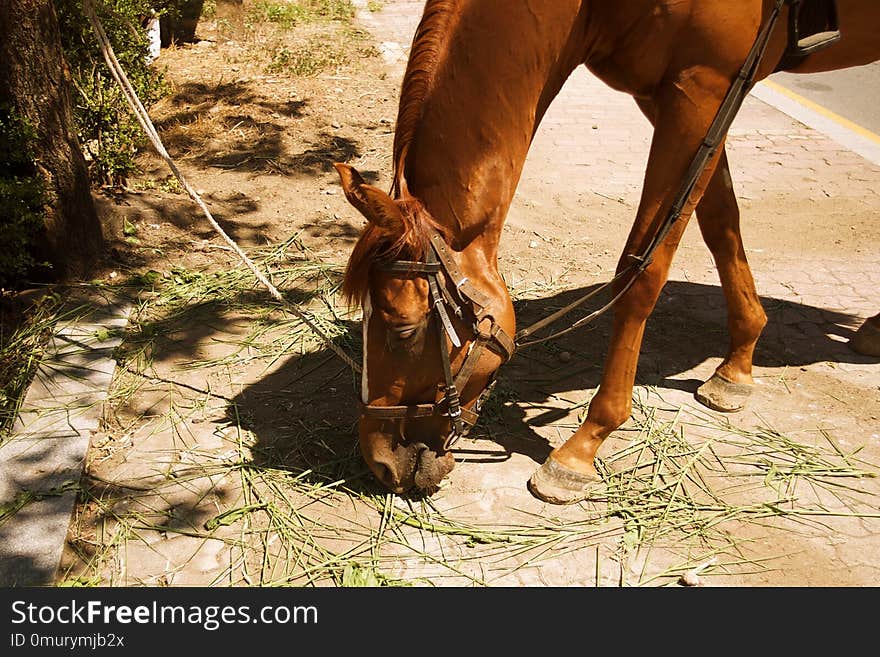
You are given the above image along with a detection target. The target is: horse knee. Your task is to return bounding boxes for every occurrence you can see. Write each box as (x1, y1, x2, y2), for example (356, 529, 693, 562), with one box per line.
(615, 264, 668, 323)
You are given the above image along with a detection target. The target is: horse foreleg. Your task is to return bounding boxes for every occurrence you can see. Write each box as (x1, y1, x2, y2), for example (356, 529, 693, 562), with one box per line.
(529, 72, 732, 505)
(528, 215, 694, 505)
(692, 149, 767, 412)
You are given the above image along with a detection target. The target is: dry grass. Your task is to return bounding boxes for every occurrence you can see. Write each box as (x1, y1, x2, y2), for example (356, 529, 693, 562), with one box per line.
(1, 292, 70, 439)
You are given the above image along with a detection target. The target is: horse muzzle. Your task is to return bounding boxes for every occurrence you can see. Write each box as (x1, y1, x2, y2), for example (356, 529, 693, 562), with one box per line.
(360, 421, 456, 494)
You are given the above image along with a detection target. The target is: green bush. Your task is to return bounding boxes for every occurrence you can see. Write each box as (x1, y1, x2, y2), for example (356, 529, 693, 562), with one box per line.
(0, 2, 198, 286)
(248, 0, 355, 28)
(54, 0, 175, 188)
(0, 106, 49, 289)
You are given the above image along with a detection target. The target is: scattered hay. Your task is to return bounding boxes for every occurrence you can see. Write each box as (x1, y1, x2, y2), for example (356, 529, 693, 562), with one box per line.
(58, 237, 880, 586)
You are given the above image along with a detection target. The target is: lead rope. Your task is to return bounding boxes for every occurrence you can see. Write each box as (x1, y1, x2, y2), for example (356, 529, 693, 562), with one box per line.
(515, 0, 788, 350)
(82, 0, 362, 375)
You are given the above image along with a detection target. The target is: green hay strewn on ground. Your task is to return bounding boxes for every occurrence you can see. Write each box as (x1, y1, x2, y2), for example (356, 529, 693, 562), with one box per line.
(60, 238, 880, 586)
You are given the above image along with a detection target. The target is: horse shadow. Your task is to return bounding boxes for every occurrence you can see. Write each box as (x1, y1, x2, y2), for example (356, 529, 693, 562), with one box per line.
(221, 318, 378, 495)
(226, 279, 876, 492)
(493, 278, 875, 462)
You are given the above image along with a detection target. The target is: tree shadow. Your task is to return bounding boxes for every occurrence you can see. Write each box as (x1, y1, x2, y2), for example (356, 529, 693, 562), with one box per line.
(153, 80, 363, 177)
(215, 311, 384, 494)
(95, 270, 378, 498)
(302, 214, 364, 244)
(0, 490, 80, 586)
(0, 292, 131, 585)
(34, 275, 874, 584)
(107, 188, 262, 230)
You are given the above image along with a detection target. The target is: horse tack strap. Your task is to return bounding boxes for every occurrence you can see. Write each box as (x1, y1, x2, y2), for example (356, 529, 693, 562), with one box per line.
(776, 0, 841, 72)
(482, 321, 516, 362)
(455, 320, 516, 372)
(360, 401, 480, 426)
(426, 248, 462, 348)
(427, 232, 516, 360)
(361, 403, 437, 420)
(432, 293, 465, 435)
(377, 260, 442, 275)
(429, 233, 494, 312)
(452, 336, 489, 392)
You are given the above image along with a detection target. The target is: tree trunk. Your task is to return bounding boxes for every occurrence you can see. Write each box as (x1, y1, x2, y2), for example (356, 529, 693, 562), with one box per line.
(0, 0, 103, 283)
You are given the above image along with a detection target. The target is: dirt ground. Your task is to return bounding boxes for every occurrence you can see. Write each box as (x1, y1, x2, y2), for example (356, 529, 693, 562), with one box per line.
(54, 1, 880, 587)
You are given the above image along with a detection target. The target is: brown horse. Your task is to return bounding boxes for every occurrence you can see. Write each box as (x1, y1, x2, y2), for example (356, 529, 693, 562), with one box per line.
(334, 0, 880, 502)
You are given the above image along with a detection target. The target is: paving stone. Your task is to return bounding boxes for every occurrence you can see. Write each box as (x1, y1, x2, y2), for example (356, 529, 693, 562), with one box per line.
(0, 295, 131, 586)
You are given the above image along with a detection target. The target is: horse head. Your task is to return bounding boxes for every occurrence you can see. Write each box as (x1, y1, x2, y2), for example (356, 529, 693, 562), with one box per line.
(334, 163, 515, 495)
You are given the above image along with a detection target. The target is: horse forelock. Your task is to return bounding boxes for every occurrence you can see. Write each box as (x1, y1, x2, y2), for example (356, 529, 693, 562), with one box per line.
(391, 0, 461, 196)
(342, 198, 449, 307)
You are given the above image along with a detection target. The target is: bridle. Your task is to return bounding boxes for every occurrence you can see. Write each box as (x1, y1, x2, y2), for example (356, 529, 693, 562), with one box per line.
(361, 231, 515, 450)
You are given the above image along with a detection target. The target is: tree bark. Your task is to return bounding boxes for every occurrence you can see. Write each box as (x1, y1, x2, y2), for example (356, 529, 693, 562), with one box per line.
(0, 0, 103, 282)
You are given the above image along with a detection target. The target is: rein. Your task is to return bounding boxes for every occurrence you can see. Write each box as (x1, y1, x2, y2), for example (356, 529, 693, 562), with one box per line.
(515, 0, 788, 348)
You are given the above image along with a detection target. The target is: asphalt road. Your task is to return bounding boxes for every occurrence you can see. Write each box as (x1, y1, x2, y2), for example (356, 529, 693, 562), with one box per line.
(770, 61, 880, 134)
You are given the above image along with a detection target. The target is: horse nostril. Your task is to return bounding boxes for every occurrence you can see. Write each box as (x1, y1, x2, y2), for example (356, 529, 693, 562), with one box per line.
(371, 459, 398, 491)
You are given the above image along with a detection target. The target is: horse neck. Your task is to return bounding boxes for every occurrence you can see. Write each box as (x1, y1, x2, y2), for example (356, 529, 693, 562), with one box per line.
(400, 1, 591, 268)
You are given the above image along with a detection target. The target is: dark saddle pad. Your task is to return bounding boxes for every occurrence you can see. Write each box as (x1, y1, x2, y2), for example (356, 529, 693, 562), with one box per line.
(775, 0, 841, 72)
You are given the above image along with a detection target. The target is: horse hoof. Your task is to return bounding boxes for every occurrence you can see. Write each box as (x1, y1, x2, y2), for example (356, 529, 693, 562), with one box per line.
(527, 457, 606, 505)
(849, 320, 880, 357)
(695, 373, 752, 413)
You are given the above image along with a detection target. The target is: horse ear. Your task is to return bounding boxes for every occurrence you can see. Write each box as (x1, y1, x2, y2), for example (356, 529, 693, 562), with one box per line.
(334, 163, 404, 235)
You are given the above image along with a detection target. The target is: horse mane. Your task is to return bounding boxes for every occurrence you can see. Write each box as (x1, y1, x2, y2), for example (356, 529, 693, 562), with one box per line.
(391, 0, 461, 197)
(342, 1, 460, 306)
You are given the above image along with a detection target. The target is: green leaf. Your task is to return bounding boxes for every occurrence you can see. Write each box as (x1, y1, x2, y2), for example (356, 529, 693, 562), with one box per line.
(204, 503, 267, 530)
(341, 563, 381, 587)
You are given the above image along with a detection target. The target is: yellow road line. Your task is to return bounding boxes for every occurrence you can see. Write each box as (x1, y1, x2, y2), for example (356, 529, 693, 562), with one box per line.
(762, 79, 880, 146)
